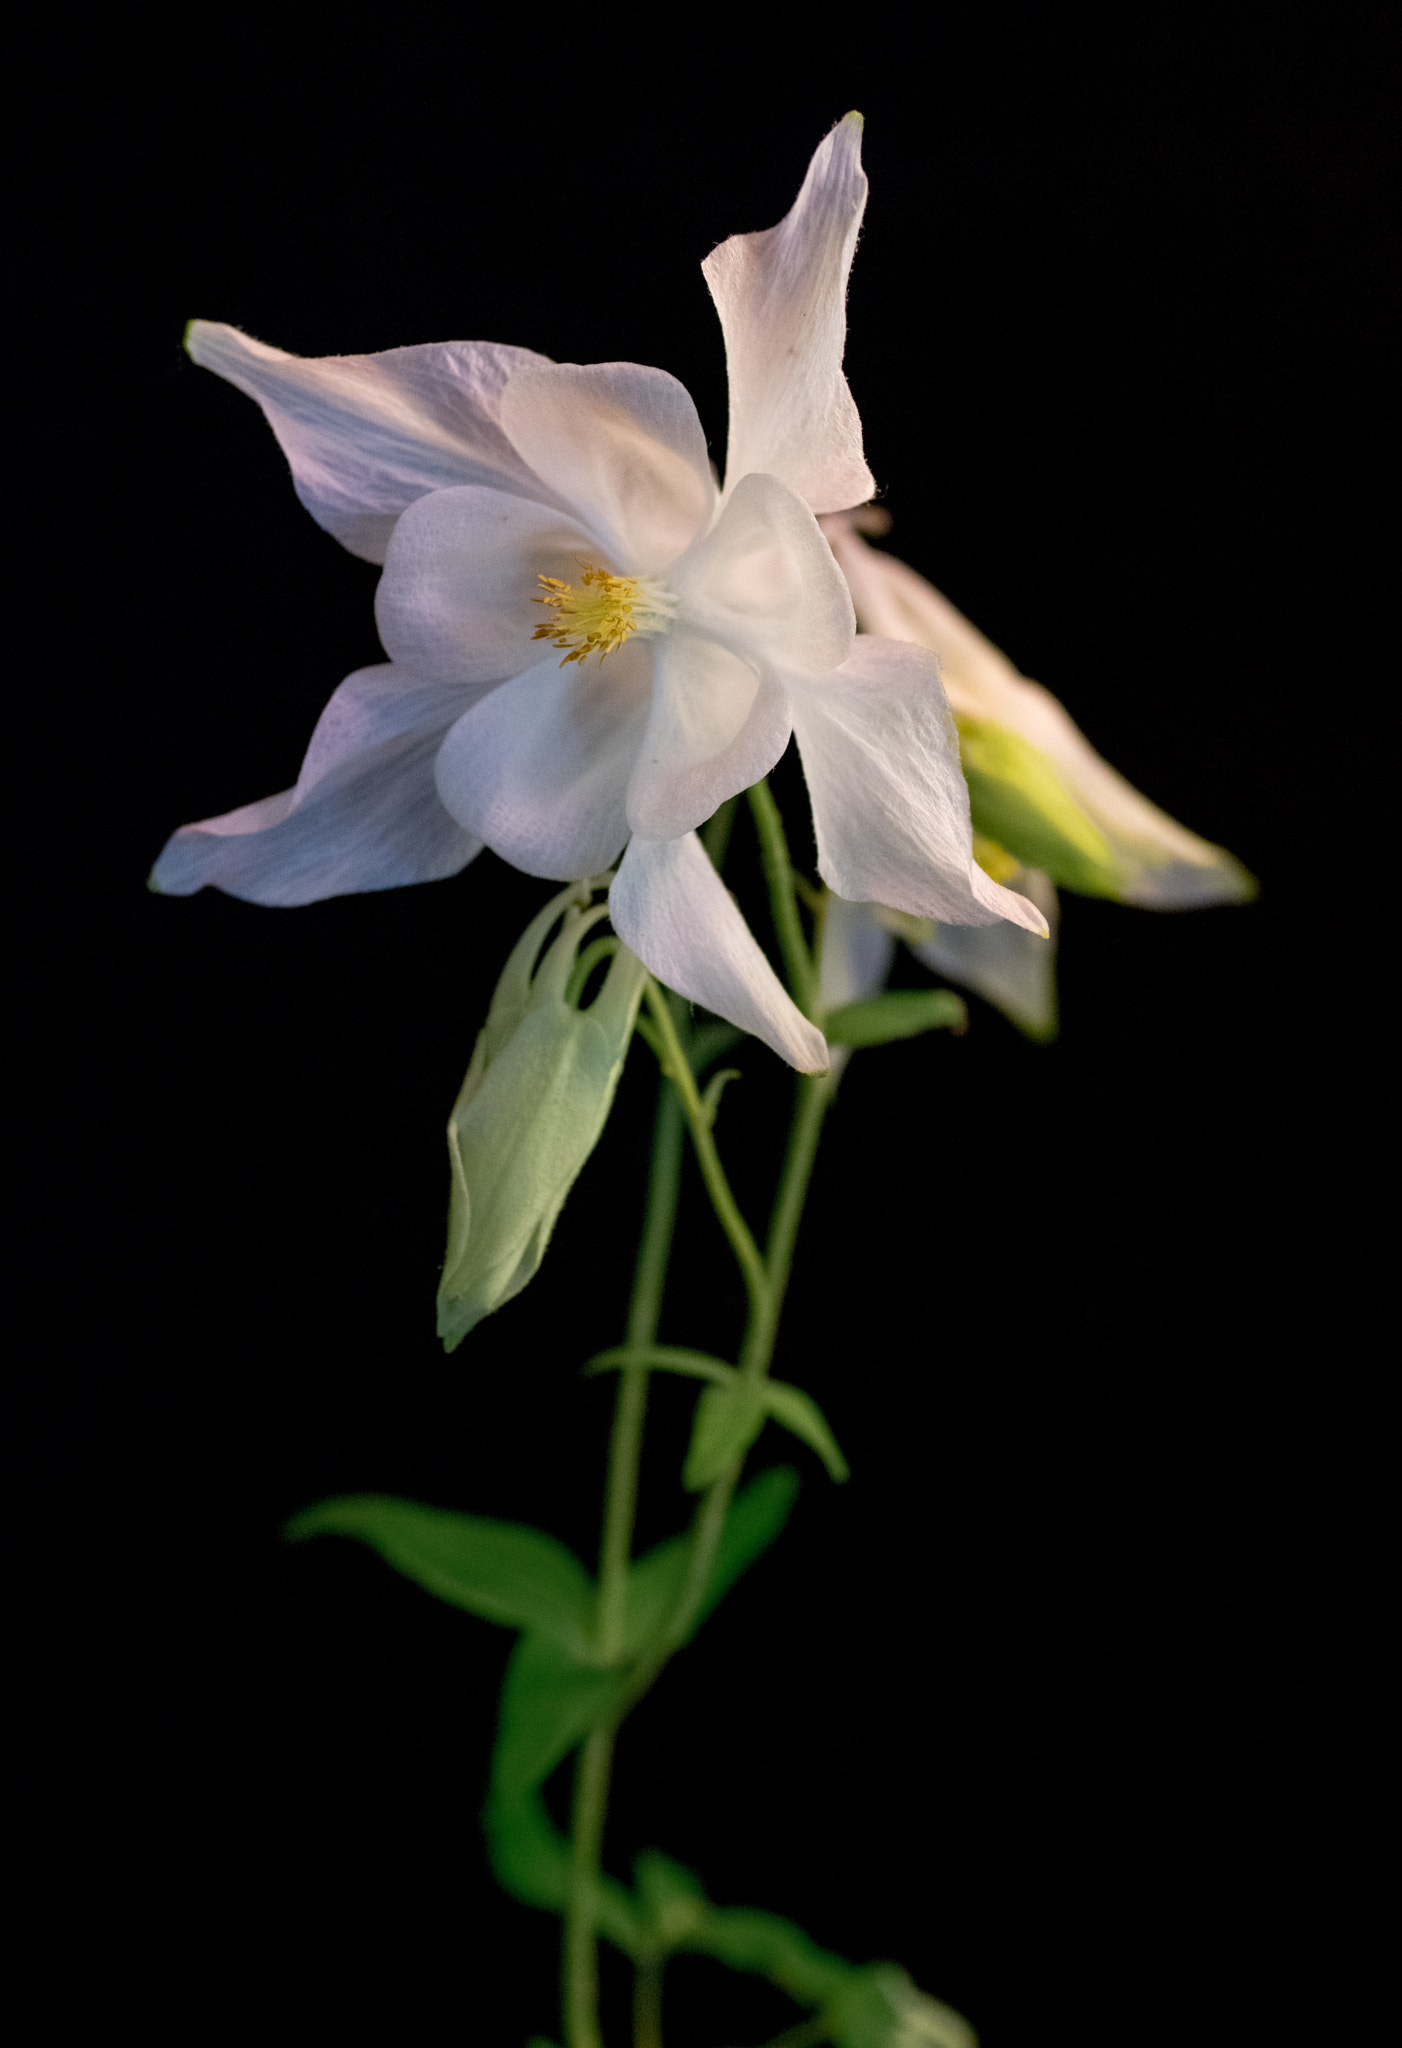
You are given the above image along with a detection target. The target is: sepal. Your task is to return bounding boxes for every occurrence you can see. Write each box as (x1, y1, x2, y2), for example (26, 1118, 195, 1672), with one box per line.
(956, 715, 1123, 897)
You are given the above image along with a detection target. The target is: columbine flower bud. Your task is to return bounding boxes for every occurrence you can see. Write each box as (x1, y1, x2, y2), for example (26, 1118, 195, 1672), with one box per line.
(437, 881, 646, 1350)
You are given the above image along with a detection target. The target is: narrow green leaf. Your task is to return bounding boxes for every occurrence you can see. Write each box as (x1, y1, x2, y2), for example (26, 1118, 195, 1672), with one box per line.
(621, 1468, 799, 1658)
(823, 989, 968, 1048)
(491, 1632, 626, 1798)
(584, 1345, 734, 1386)
(699, 1066, 742, 1128)
(762, 1382, 849, 1482)
(690, 1466, 798, 1634)
(284, 1495, 593, 1654)
(683, 1380, 768, 1490)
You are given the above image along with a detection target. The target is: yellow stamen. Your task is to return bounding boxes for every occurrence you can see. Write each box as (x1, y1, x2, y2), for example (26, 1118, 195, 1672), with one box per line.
(532, 564, 677, 666)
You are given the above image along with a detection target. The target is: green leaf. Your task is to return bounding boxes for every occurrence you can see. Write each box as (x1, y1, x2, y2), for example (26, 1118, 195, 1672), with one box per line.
(823, 989, 967, 1048)
(584, 1344, 733, 1385)
(482, 1782, 644, 1956)
(622, 1467, 799, 1659)
(491, 1631, 627, 1797)
(699, 1066, 742, 1128)
(685, 1904, 849, 2006)
(683, 1380, 768, 1489)
(690, 1466, 799, 1633)
(763, 1382, 849, 1482)
(284, 1495, 593, 1655)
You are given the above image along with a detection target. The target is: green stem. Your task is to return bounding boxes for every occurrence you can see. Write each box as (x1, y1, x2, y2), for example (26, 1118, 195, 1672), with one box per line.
(758, 1072, 836, 1354)
(565, 1724, 613, 2048)
(747, 780, 816, 1014)
(564, 1069, 686, 2048)
(632, 1954, 664, 2048)
(641, 978, 769, 1329)
(595, 1079, 684, 1660)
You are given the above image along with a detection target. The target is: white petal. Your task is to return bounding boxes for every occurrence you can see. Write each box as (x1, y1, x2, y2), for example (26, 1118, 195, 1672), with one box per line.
(675, 470, 854, 673)
(497, 362, 716, 572)
(703, 114, 874, 515)
(823, 516, 1255, 907)
(375, 486, 600, 689)
(912, 868, 1060, 1038)
(150, 664, 480, 905)
(818, 895, 896, 1011)
(433, 641, 652, 880)
(789, 637, 1049, 934)
(609, 834, 829, 1072)
(185, 323, 566, 563)
(625, 632, 790, 840)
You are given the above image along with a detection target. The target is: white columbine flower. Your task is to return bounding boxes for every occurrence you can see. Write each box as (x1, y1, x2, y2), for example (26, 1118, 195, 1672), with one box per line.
(152, 117, 1045, 1071)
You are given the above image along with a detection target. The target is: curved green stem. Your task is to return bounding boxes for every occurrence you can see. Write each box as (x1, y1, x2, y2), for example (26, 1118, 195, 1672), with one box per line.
(641, 978, 769, 1330)
(747, 780, 816, 1015)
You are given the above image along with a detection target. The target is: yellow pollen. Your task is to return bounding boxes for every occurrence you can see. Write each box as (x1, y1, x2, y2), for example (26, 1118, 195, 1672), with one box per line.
(532, 564, 676, 665)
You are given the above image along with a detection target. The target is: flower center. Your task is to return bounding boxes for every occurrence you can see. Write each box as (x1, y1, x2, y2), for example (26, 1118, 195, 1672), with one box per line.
(532, 564, 678, 665)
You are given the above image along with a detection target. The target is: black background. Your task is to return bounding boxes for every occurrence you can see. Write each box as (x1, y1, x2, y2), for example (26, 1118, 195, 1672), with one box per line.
(14, 8, 1387, 2044)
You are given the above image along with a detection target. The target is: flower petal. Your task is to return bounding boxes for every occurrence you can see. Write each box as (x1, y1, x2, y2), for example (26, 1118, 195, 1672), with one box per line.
(910, 868, 1060, 1039)
(375, 486, 600, 689)
(150, 665, 480, 905)
(433, 641, 652, 880)
(675, 470, 854, 673)
(703, 114, 874, 516)
(823, 516, 1256, 907)
(497, 363, 715, 572)
(788, 637, 1049, 934)
(185, 323, 565, 563)
(625, 633, 790, 840)
(609, 833, 829, 1072)
(818, 895, 896, 1011)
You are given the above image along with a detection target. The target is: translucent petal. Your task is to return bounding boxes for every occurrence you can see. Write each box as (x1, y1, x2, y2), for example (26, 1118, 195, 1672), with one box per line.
(609, 833, 829, 1072)
(375, 486, 600, 689)
(788, 637, 1049, 933)
(434, 641, 652, 880)
(703, 114, 874, 515)
(625, 633, 790, 841)
(150, 665, 479, 904)
(911, 868, 1060, 1039)
(184, 323, 561, 563)
(497, 362, 715, 573)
